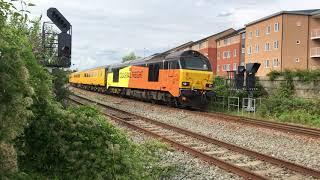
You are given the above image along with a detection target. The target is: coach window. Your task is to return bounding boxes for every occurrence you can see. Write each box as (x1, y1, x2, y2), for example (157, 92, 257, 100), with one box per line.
(113, 69, 119, 82)
(148, 63, 160, 82)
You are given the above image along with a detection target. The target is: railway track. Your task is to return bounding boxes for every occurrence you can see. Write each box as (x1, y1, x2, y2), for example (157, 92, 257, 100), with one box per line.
(197, 111, 320, 139)
(69, 94, 320, 180)
(70, 87, 320, 139)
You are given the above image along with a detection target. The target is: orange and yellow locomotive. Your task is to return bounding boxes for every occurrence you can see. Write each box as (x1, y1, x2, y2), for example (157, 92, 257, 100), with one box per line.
(69, 50, 214, 107)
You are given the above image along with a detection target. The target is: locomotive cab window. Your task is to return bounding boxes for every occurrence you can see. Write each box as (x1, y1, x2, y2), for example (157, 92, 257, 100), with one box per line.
(169, 60, 180, 69)
(148, 63, 160, 82)
(180, 56, 211, 71)
(113, 68, 119, 82)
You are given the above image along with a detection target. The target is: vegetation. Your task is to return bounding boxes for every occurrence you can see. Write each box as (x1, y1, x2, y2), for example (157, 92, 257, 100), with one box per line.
(1, 1, 175, 179)
(122, 52, 141, 62)
(267, 69, 320, 82)
(211, 76, 320, 127)
(259, 74, 320, 127)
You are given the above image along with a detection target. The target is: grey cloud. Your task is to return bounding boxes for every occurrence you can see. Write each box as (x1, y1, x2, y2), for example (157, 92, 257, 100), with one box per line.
(217, 12, 233, 17)
(29, 0, 320, 70)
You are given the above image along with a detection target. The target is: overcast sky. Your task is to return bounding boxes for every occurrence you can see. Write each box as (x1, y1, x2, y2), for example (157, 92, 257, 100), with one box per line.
(24, 0, 320, 70)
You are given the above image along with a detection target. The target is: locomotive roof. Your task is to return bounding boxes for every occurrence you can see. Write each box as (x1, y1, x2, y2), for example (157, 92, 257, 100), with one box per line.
(109, 50, 204, 69)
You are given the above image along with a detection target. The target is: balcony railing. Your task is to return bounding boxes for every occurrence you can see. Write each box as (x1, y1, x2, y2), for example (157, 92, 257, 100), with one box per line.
(311, 29, 320, 40)
(310, 47, 320, 58)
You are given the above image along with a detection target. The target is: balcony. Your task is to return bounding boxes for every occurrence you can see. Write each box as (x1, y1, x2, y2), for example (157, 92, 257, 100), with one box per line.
(311, 29, 320, 40)
(310, 47, 320, 58)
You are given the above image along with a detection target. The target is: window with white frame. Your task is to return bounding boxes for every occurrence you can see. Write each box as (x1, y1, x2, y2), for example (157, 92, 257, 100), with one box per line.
(274, 40, 279, 49)
(234, 49, 237, 57)
(273, 58, 279, 67)
(255, 44, 259, 53)
(218, 52, 220, 59)
(274, 22, 279, 32)
(266, 25, 271, 34)
(256, 29, 260, 37)
(222, 64, 230, 71)
(224, 39, 228, 45)
(248, 31, 253, 39)
(242, 48, 245, 54)
(248, 46, 252, 54)
(264, 43, 270, 51)
(233, 63, 237, 71)
(264, 60, 270, 68)
(227, 64, 230, 71)
(241, 33, 245, 39)
(223, 51, 231, 59)
(217, 65, 220, 72)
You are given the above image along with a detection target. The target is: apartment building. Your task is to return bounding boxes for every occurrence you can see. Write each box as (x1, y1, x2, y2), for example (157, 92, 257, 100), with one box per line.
(245, 9, 320, 76)
(182, 28, 236, 74)
(216, 28, 245, 76)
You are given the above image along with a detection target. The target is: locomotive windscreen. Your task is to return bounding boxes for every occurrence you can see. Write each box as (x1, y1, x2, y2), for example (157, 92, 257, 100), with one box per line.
(180, 56, 211, 71)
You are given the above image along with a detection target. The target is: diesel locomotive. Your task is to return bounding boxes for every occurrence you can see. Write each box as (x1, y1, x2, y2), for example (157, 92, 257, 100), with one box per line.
(69, 50, 215, 107)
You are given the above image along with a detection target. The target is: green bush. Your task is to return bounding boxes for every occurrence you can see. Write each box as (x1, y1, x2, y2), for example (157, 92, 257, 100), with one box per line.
(267, 69, 320, 82)
(259, 94, 320, 127)
(18, 105, 175, 179)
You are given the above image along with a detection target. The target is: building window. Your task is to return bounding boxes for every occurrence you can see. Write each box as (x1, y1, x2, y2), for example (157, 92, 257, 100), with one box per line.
(241, 33, 245, 39)
(255, 44, 259, 53)
(218, 41, 220, 46)
(234, 49, 237, 57)
(217, 65, 220, 72)
(248, 31, 253, 39)
(295, 58, 300, 63)
(223, 51, 231, 59)
(224, 39, 228, 45)
(273, 58, 279, 67)
(223, 64, 230, 71)
(242, 48, 245, 54)
(274, 40, 279, 49)
(296, 40, 300, 45)
(233, 63, 237, 71)
(218, 52, 220, 59)
(247, 46, 252, 54)
(264, 43, 270, 51)
(274, 22, 279, 32)
(256, 29, 260, 37)
(266, 25, 271, 34)
(264, 60, 270, 68)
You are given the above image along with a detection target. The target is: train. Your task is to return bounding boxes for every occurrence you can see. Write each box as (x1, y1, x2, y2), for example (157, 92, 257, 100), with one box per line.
(69, 50, 215, 107)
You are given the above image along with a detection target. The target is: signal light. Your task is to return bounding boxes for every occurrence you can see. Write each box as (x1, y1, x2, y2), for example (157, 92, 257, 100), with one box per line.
(58, 32, 71, 58)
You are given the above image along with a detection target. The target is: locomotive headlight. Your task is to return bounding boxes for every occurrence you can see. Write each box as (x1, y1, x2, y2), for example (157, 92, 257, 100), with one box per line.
(182, 82, 190, 86)
(206, 84, 213, 88)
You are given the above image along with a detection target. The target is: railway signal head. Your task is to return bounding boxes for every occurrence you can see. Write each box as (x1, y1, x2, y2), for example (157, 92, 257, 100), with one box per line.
(47, 8, 71, 32)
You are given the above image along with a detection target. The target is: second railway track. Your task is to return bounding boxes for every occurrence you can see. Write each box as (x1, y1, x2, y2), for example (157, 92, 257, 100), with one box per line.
(69, 94, 320, 180)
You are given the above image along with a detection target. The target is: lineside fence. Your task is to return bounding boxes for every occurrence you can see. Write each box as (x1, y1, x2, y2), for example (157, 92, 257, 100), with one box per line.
(209, 96, 264, 116)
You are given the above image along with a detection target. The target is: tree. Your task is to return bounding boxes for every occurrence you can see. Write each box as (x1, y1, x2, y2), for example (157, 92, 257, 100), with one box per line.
(122, 52, 140, 62)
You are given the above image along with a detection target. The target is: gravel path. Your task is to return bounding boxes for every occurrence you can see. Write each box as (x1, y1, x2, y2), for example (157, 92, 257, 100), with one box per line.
(70, 87, 320, 173)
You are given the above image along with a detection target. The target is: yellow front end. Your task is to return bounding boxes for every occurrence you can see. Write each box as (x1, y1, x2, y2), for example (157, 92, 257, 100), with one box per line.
(179, 69, 214, 90)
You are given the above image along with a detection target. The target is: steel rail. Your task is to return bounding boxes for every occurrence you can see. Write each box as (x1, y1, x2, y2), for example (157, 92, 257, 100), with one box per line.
(69, 97, 266, 179)
(70, 87, 320, 138)
(69, 94, 320, 179)
(199, 111, 320, 139)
